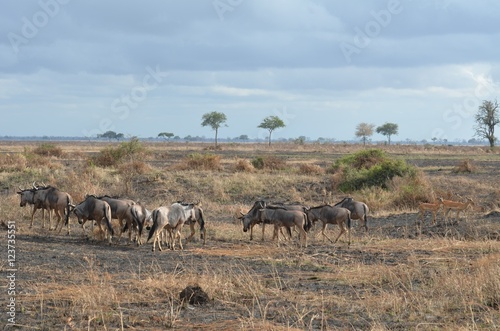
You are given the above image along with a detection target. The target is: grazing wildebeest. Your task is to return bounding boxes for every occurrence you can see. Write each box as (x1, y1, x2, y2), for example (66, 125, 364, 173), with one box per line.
(334, 197, 369, 231)
(71, 195, 114, 244)
(306, 205, 351, 245)
(239, 200, 267, 240)
(126, 203, 151, 245)
(96, 195, 137, 242)
(257, 207, 308, 247)
(178, 201, 206, 245)
(266, 202, 312, 235)
(17, 183, 50, 228)
(147, 203, 195, 251)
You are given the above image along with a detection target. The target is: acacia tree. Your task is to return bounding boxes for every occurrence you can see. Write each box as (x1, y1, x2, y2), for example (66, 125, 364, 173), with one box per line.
(98, 130, 124, 141)
(355, 123, 375, 146)
(158, 132, 174, 140)
(258, 116, 285, 146)
(474, 99, 500, 148)
(376, 122, 399, 145)
(201, 111, 227, 148)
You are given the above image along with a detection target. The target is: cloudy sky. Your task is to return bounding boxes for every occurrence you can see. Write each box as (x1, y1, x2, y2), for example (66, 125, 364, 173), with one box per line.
(2, 0, 500, 142)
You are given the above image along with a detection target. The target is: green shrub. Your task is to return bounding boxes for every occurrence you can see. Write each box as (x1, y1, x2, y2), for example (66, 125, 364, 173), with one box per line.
(251, 156, 286, 170)
(33, 143, 63, 157)
(90, 138, 147, 167)
(332, 149, 415, 192)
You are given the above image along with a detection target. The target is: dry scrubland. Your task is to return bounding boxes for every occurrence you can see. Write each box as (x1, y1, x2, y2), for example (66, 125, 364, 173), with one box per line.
(0, 141, 499, 330)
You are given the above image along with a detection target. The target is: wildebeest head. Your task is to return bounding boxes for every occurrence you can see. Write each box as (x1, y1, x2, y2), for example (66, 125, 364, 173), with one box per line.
(239, 200, 266, 232)
(17, 187, 36, 207)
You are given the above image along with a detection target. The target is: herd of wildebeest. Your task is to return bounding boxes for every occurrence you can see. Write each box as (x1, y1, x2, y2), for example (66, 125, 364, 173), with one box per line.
(16, 182, 475, 250)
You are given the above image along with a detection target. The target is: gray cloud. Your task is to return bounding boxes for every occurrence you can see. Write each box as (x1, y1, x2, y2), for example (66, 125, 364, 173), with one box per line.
(1, 0, 499, 141)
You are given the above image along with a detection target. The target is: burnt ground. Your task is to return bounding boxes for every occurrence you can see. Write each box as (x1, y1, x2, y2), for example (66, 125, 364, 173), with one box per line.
(1, 144, 500, 330)
(2, 210, 499, 330)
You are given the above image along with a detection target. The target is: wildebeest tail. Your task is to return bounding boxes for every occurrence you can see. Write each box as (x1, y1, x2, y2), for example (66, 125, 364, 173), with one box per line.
(363, 204, 368, 231)
(65, 195, 71, 225)
(303, 213, 312, 232)
(147, 210, 159, 242)
(347, 211, 352, 246)
(103, 205, 114, 236)
(131, 206, 144, 237)
(198, 208, 205, 239)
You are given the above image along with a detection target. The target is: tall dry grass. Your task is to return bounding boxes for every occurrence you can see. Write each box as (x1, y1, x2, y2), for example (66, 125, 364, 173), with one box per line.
(2, 141, 500, 329)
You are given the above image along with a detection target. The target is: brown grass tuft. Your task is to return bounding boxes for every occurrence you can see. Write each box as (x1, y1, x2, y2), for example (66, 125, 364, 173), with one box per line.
(33, 143, 64, 157)
(233, 158, 255, 172)
(178, 153, 222, 171)
(453, 158, 476, 173)
(298, 163, 324, 175)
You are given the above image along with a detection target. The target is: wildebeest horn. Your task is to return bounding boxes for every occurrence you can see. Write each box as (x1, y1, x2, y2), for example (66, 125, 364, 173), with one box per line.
(32, 181, 37, 189)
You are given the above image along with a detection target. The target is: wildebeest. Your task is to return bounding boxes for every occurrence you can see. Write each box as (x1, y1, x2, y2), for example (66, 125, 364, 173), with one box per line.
(19, 183, 73, 234)
(257, 207, 308, 247)
(71, 195, 114, 244)
(306, 205, 351, 245)
(178, 201, 206, 245)
(334, 197, 369, 231)
(35, 185, 73, 234)
(126, 203, 151, 245)
(266, 202, 312, 235)
(147, 203, 195, 251)
(17, 183, 50, 228)
(96, 195, 137, 242)
(239, 200, 267, 241)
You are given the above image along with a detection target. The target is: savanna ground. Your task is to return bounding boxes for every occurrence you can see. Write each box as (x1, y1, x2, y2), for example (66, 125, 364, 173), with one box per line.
(0, 141, 499, 330)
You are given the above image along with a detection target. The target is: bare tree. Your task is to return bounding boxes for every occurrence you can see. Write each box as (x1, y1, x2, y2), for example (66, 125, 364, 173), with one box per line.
(355, 123, 375, 146)
(474, 99, 500, 148)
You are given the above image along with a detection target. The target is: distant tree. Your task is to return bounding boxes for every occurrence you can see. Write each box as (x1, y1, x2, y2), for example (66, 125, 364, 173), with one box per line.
(474, 99, 500, 148)
(258, 116, 286, 146)
(98, 130, 121, 140)
(237, 134, 249, 141)
(355, 123, 375, 146)
(376, 122, 399, 145)
(116, 133, 124, 140)
(158, 132, 174, 140)
(201, 111, 227, 148)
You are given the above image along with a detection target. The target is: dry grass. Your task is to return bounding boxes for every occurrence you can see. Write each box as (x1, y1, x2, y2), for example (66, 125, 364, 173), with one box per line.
(2, 141, 500, 329)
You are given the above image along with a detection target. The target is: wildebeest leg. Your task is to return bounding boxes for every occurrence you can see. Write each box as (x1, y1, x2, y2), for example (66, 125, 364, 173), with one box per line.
(261, 222, 265, 241)
(186, 222, 196, 242)
(296, 221, 307, 248)
(117, 218, 125, 243)
(30, 206, 37, 228)
(55, 210, 64, 234)
(332, 223, 346, 244)
(321, 222, 335, 244)
(249, 223, 254, 241)
(272, 224, 281, 247)
(175, 224, 184, 250)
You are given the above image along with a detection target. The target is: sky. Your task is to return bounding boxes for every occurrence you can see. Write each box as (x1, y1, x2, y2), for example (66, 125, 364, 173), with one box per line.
(2, 0, 500, 142)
